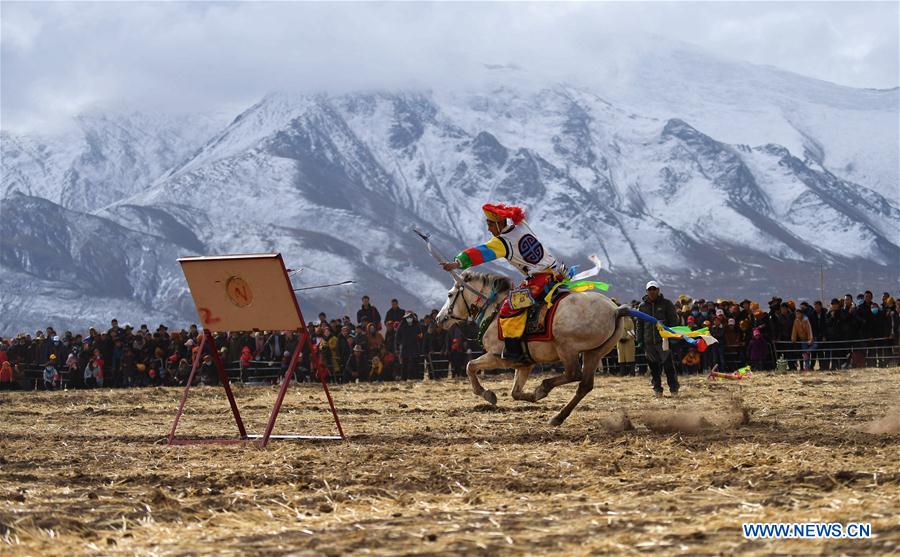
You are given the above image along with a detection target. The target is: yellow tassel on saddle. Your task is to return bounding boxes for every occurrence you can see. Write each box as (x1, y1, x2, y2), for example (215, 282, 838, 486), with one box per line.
(544, 282, 565, 307)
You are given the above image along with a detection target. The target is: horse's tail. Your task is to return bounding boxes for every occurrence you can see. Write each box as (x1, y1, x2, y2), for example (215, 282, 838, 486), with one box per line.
(613, 304, 631, 344)
(607, 304, 631, 351)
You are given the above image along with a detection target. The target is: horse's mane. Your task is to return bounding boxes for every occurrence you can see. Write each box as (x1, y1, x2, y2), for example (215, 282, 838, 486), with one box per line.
(460, 270, 513, 294)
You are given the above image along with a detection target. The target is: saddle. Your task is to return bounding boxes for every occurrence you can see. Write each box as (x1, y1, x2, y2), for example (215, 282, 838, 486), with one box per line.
(498, 291, 569, 342)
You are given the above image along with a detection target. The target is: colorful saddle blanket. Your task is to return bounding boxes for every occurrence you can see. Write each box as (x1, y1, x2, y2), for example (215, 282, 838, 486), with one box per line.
(498, 292, 569, 342)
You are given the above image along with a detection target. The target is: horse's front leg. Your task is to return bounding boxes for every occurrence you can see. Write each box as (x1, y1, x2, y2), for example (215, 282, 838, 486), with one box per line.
(466, 353, 500, 406)
(510, 365, 536, 402)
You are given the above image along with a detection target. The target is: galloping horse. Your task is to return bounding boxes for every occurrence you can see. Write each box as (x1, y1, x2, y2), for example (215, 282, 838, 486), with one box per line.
(436, 270, 629, 425)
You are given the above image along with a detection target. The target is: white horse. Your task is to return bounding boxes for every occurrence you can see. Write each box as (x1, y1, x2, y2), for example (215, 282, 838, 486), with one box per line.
(436, 270, 629, 425)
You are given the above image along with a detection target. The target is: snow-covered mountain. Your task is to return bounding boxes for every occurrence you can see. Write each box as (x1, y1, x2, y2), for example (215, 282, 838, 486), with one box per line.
(2, 43, 898, 335)
(1, 111, 225, 212)
(578, 40, 899, 201)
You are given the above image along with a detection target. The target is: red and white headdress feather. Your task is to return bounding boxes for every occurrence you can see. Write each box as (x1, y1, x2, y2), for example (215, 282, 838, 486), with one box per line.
(482, 203, 526, 224)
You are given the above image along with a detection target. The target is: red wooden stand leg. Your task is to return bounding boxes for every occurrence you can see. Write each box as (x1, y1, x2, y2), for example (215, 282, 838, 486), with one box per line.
(167, 334, 207, 444)
(210, 332, 247, 438)
(302, 327, 346, 440)
(319, 375, 345, 439)
(168, 331, 248, 444)
(258, 339, 302, 448)
(256, 328, 347, 446)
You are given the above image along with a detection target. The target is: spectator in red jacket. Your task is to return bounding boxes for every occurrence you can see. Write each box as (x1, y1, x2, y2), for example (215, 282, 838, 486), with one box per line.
(239, 346, 253, 367)
(0, 361, 14, 390)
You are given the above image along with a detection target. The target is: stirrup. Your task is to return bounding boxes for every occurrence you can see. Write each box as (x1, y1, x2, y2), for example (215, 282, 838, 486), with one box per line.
(502, 338, 526, 363)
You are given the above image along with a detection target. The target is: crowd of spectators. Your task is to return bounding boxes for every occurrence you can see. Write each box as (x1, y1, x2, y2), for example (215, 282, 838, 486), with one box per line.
(0, 290, 897, 391)
(0, 296, 477, 390)
(305, 296, 475, 383)
(615, 289, 899, 375)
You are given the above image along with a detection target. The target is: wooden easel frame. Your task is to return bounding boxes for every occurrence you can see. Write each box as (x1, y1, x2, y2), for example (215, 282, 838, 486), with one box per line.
(167, 254, 345, 447)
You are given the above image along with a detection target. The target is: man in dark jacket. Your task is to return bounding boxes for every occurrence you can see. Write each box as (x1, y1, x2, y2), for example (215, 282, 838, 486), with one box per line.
(775, 303, 795, 369)
(825, 299, 849, 369)
(884, 297, 898, 350)
(337, 326, 353, 372)
(809, 301, 828, 370)
(809, 301, 827, 339)
(356, 296, 382, 329)
(384, 299, 405, 329)
(395, 312, 422, 380)
(635, 281, 679, 396)
(852, 292, 874, 340)
(767, 297, 783, 341)
(343, 345, 368, 383)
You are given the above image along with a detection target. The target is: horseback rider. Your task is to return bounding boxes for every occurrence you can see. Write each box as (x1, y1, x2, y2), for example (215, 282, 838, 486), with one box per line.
(441, 203, 565, 362)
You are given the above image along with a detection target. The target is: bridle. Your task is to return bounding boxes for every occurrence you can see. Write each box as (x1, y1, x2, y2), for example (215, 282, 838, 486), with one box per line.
(444, 277, 501, 329)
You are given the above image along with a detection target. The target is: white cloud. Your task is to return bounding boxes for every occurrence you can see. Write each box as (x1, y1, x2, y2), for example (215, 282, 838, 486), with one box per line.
(0, 4, 43, 52)
(1, 1, 896, 131)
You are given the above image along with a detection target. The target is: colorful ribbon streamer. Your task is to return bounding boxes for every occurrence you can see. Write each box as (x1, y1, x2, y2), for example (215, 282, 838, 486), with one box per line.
(544, 279, 610, 307)
(625, 309, 718, 352)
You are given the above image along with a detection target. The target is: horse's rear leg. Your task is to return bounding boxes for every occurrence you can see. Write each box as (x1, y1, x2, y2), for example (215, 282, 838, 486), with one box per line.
(466, 353, 499, 406)
(532, 372, 580, 402)
(510, 365, 536, 402)
(532, 351, 582, 402)
(549, 349, 601, 426)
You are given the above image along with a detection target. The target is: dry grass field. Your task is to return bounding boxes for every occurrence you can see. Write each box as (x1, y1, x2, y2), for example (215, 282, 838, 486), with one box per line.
(2, 368, 899, 556)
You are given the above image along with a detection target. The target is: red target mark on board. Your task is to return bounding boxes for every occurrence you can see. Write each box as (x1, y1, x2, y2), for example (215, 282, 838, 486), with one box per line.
(198, 307, 222, 325)
(226, 276, 253, 307)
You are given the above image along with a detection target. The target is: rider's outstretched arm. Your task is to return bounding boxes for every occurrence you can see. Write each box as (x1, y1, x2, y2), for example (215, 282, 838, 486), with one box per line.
(455, 237, 508, 269)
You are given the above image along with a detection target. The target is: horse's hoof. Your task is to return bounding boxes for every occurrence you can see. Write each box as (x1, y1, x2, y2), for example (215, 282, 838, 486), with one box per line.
(548, 415, 565, 427)
(533, 385, 548, 402)
(483, 390, 498, 406)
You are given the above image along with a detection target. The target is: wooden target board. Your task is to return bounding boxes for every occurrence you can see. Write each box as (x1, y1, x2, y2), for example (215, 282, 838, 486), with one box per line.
(169, 253, 345, 447)
(178, 253, 303, 332)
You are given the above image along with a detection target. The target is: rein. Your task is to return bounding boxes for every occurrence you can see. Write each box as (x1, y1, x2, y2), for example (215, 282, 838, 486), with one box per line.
(476, 306, 500, 344)
(474, 288, 500, 328)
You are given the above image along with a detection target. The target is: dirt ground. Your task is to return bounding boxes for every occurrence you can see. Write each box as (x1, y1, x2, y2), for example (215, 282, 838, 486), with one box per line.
(2, 367, 899, 556)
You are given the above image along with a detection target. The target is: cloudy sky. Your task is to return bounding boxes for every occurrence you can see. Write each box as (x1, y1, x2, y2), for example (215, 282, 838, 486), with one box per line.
(2, 1, 897, 131)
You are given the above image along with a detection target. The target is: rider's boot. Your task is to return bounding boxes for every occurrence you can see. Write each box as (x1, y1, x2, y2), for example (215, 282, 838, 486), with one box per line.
(502, 338, 526, 363)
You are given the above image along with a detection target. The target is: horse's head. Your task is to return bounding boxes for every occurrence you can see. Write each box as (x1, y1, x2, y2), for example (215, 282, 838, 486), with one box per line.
(435, 271, 510, 330)
(435, 274, 468, 330)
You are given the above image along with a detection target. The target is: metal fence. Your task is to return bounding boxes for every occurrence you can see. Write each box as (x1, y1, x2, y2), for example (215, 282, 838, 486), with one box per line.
(771, 337, 897, 370)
